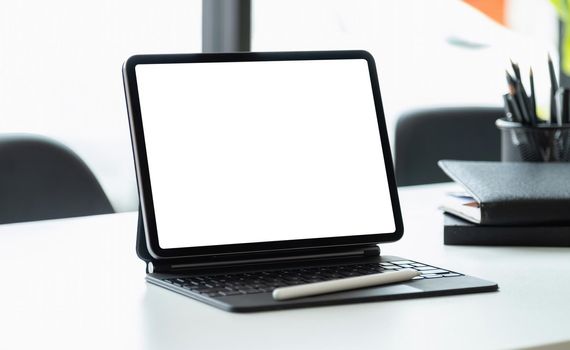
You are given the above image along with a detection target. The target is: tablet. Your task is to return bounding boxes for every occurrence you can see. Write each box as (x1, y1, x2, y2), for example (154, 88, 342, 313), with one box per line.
(122, 51, 402, 260)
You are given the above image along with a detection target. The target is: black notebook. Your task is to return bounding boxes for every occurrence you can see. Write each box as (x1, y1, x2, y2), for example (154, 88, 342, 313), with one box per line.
(443, 213, 570, 246)
(438, 160, 570, 226)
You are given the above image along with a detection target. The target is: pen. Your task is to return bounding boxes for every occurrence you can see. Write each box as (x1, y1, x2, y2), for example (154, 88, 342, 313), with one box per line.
(272, 268, 420, 301)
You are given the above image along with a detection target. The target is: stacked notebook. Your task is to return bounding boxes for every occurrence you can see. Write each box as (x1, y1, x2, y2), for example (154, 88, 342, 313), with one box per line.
(438, 160, 570, 246)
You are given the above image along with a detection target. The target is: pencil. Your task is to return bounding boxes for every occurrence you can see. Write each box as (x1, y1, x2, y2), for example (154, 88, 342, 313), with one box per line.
(507, 65, 531, 125)
(503, 94, 514, 122)
(506, 71, 517, 95)
(548, 54, 558, 124)
(511, 59, 522, 81)
(529, 68, 537, 124)
(505, 71, 525, 124)
(507, 94, 523, 124)
(516, 81, 531, 124)
(562, 88, 570, 124)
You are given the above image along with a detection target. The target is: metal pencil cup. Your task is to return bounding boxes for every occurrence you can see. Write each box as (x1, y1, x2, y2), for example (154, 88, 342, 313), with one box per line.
(496, 118, 570, 162)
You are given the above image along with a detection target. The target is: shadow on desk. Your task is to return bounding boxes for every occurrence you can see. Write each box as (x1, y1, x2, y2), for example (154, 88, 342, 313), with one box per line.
(522, 341, 570, 350)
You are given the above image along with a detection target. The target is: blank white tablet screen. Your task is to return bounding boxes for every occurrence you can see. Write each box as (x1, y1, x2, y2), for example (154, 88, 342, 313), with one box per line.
(135, 58, 395, 249)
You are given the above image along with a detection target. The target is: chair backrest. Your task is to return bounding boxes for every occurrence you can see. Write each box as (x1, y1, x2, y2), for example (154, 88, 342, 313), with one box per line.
(394, 107, 502, 186)
(0, 135, 114, 224)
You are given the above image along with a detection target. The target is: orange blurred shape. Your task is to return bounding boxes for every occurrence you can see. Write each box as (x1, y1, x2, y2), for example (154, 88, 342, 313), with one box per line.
(464, 0, 506, 26)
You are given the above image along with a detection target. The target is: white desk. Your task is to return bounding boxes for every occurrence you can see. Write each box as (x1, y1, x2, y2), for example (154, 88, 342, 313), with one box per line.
(1, 183, 569, 350)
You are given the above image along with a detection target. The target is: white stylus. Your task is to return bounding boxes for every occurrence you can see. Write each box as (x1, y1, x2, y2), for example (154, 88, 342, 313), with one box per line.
(272, 268, 420, 301)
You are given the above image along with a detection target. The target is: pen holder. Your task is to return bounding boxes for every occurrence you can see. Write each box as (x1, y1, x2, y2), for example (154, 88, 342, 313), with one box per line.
(496, 118, 570, 162)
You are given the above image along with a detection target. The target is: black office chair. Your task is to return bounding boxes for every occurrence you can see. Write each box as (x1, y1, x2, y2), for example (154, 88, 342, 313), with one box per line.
(0, 135, 114, 224)
(394, 107, 502, 186)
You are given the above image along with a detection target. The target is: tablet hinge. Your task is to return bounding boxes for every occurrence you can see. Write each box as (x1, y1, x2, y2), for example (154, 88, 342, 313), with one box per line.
(363, 245, 380, 256)
(147, 244, 380, 274)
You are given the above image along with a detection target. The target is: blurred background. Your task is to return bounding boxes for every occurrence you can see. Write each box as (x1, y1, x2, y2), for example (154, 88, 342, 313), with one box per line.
(0, 0, 562, 213)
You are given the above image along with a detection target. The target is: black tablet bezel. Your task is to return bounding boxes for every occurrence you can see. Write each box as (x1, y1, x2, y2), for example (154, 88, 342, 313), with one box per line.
(123, 50, 403, 260)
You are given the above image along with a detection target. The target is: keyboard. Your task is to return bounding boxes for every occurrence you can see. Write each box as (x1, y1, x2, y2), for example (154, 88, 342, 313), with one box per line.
(163, 260, 461, 298)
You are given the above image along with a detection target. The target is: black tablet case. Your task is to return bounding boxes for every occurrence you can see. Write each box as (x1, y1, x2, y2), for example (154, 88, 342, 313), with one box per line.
(136, 208, 153, 265)
(438, 160, 570, 225)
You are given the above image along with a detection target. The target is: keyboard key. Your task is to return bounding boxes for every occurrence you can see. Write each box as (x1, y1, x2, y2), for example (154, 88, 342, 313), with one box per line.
(419, 269, 449, 275)
(199, 287, 228, 294)
(415, 266, 436, 271)
(365, 268, 383, 274)
(182, 284, 201, 290)
(391, 260, 415, 265)
(423, 274, 443, 279)
(219, 290, 243, 296)
(238, 288, 265, 294)
(338, 272, 359, 277)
